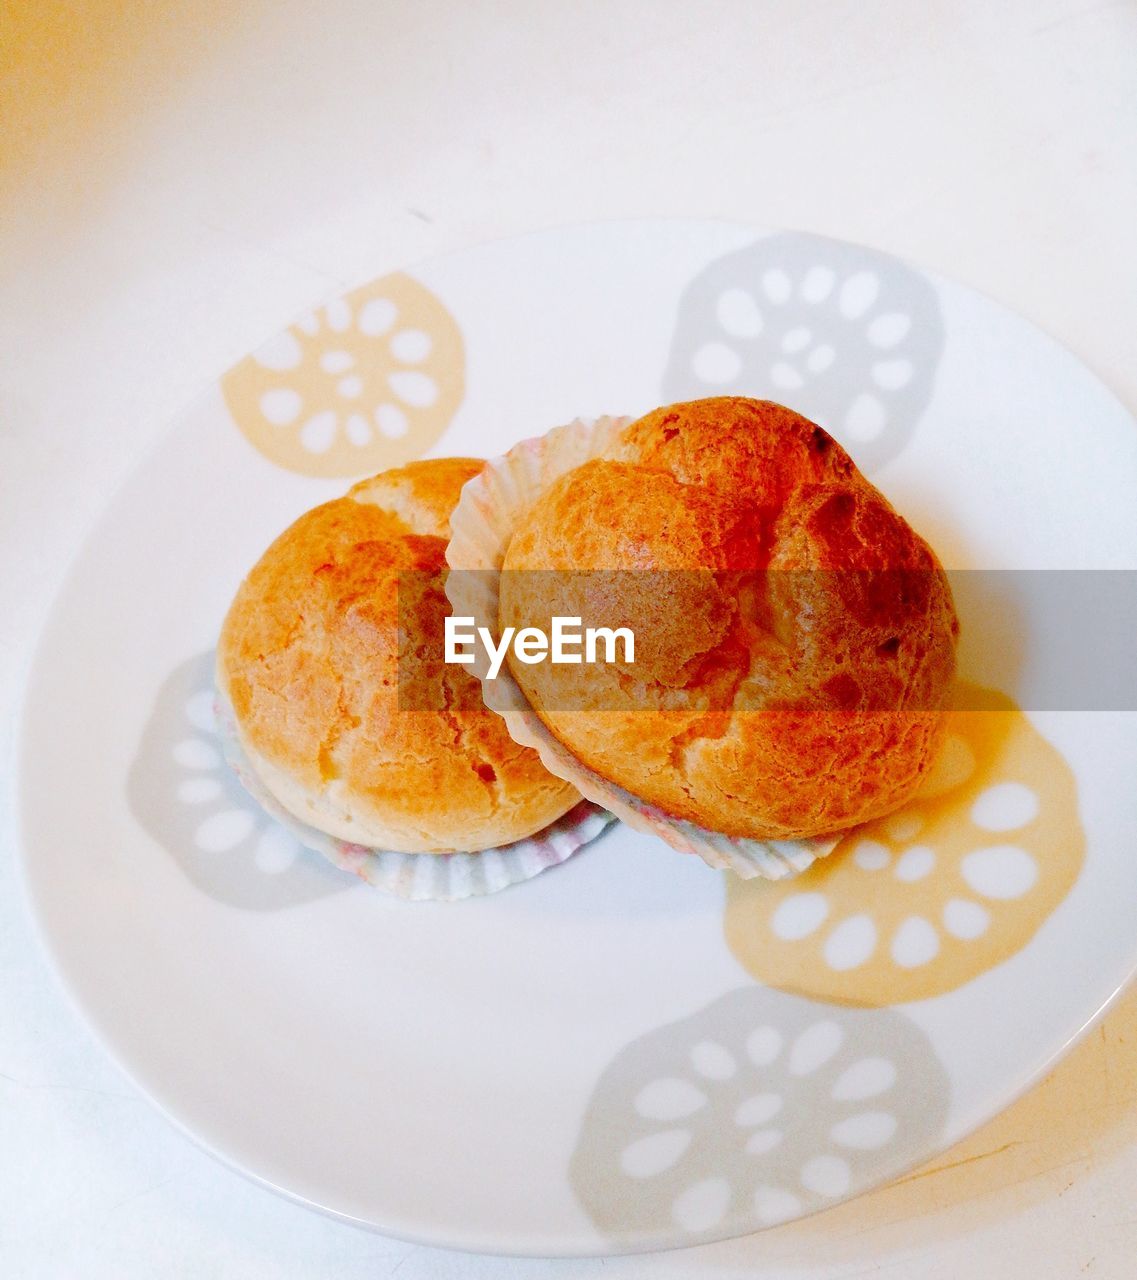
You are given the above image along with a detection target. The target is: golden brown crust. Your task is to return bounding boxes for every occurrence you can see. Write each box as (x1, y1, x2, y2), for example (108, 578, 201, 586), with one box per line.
(347, 457, 483, 538)
(500, 397, 959, 840)
(218, 457, 580, 853)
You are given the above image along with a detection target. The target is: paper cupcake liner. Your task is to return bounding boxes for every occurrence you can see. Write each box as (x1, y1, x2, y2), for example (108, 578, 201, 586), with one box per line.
(445, 415, 841, 881)
(214, 693, 614, 902)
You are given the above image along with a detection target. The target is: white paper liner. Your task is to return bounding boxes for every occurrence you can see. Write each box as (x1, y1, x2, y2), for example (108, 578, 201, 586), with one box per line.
(214, 693, 614, 902)
(444, 415, 842, 881)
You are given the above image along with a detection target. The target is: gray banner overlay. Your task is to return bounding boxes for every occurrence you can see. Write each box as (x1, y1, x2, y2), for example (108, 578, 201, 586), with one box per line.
(397, 570, 1137, 712)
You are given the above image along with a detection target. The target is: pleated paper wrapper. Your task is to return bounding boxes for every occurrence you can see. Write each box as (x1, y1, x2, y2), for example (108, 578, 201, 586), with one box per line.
(215, 693, 614, 902)
(444, 414, 841, 881)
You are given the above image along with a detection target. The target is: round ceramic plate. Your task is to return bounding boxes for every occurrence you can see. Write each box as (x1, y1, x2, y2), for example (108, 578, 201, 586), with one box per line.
(18, 221, 1137, 1255)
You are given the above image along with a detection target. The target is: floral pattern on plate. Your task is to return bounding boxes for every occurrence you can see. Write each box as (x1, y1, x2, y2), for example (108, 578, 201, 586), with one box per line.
(570, 985, 948, 1242)
(127, 652, 352, 909)
(661, 232, 945, 472)
(724, 683, 1086, 1005)
(222, 271, 464, 477)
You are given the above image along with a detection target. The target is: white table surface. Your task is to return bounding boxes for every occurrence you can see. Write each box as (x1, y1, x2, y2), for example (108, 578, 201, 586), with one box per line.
(3, 1, 1136, 1275)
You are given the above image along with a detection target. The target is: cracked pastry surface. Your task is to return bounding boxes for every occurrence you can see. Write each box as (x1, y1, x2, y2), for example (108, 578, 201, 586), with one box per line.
(217, 457, 580, 853)
(500, 397, 959, 841)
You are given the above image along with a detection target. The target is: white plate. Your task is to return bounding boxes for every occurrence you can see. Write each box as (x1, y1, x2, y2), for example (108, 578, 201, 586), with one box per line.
(17, 221, 1137, 1255)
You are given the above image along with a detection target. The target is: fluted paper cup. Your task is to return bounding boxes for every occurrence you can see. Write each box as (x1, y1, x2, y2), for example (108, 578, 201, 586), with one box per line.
(215, 692, 614, 902)
(444, 415, 841, 881)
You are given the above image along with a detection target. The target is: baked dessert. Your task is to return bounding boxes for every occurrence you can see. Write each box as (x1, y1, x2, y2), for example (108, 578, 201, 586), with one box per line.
(217, 458, 581, 854)
(498, 397, 959, 841)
